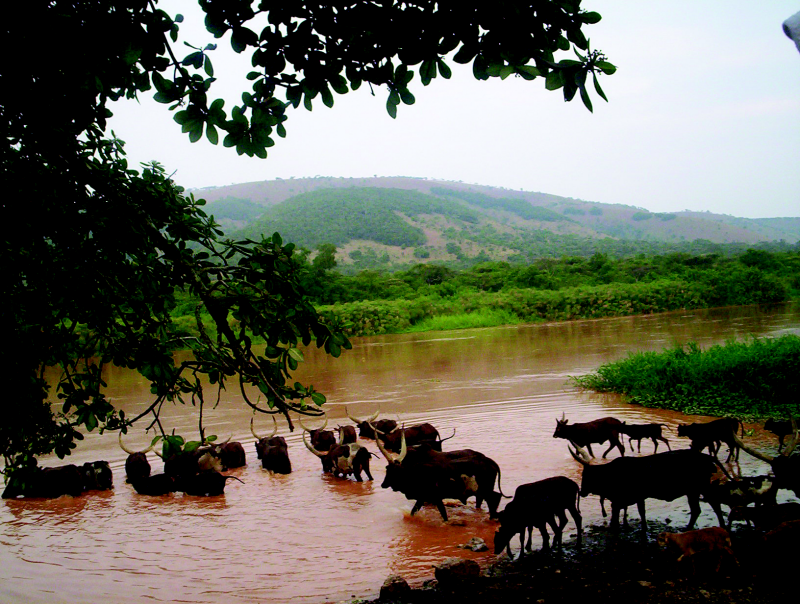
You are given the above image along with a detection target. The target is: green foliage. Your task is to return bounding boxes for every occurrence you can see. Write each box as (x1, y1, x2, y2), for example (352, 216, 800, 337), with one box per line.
(632, 212, 653, 221)
(572, 335, 800, 420)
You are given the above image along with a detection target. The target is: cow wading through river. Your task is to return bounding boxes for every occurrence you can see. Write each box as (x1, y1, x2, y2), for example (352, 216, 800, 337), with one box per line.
(373, 423, 508, 521)
(553, 414, 625, 458)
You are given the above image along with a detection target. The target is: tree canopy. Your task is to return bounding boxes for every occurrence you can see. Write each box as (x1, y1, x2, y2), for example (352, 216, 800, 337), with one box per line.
(0, 0, 613, 481)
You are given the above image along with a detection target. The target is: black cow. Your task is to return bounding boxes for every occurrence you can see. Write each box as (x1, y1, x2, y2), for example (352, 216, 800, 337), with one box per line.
(676, 417, 742, 462)
(337, 425, 357, 445)
(764, 419, 794, 453)
(303, 431, 374, 481)
(81, 461, 113, 491)
(493, 476, 582, 557)
(727, 502, 800, 531)
(161, 446, 224, 479)
(212, 440, 246, 469)
(298, 414, 337, 452)
(178, 470, 244, 496)
(375, 428, 507, 521)
(553, 415, 625, 458)
(2, 464, 85, 499)
(118, 431, 153, 483)
(251, 416, 292, 474)
(130, 473, 176, 496)
(734, 424, 800, 497)
(376, 423, 455, 453)
(619, 422, 671, 454)
(569, 446, 726, 534)
(346, 406, 397, 439)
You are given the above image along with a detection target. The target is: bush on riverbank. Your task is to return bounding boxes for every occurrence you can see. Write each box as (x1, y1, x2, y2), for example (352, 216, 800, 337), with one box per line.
(571, 334, 800, 419)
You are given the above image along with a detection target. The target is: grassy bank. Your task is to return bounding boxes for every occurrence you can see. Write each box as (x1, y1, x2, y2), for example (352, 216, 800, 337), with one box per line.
(571, 334, 800, 420)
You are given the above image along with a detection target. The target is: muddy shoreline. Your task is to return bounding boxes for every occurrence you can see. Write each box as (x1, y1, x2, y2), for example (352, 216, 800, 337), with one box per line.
(357, 520, 793, 604)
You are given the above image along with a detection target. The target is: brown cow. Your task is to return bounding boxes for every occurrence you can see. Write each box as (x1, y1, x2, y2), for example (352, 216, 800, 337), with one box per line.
(553, 414, 625, 458)
(657, 527, 738, 574)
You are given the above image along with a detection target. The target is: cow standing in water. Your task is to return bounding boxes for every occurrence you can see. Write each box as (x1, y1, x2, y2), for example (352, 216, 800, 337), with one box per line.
(553, 414, 625, 458)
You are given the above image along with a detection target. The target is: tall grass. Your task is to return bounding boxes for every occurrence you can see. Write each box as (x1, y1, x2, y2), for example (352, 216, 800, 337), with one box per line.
(571, 335, 800, 419)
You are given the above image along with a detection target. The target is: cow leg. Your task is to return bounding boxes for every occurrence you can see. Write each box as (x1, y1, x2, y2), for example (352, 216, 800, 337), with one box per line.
(569, 505, 583, 545)
(538, 522, 551, 551)
(659, 436, 671, 451)
(650, 437, 658, 453)
(524, 525, 533, 552)
(685, 495, 701, 530)
(435, 500, 449, 522)
(410, 500, 424, 516)
(610, 503, 621, 531)
(585, 444, 595, 457)
(553, 511, 568, 548)
(637, 500, 647, 534)
(637, 439, 642, 453)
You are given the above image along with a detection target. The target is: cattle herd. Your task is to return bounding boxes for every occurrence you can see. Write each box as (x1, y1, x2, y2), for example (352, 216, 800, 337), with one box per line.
(2, 408, 799, 572)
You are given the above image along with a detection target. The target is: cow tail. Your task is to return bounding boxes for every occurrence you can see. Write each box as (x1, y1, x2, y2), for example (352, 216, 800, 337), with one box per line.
(495, 462, 511, 498)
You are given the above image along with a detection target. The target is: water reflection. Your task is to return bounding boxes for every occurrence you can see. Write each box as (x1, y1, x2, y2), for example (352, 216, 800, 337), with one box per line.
(2, 303, 799, 604)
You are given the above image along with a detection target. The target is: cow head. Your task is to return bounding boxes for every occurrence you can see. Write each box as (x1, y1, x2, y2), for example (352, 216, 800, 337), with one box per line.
(251, 414, 278, 459)
(346, 406, 381, 438)
(553, 413, 569, 438)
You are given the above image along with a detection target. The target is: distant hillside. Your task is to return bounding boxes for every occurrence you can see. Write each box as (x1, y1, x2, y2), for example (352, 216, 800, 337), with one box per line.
(192, 177, 800, 270)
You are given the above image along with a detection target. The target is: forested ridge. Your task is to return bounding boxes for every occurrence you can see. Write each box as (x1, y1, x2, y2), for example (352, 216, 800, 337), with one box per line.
(201, 180, 800, 273)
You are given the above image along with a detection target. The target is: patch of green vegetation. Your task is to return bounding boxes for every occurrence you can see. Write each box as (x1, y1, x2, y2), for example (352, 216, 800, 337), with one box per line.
(401, 309, 523, 333)
(571, 335, 800, 420)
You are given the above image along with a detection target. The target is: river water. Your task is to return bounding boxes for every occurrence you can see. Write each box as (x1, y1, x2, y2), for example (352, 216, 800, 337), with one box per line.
(2, 304, 799, 604)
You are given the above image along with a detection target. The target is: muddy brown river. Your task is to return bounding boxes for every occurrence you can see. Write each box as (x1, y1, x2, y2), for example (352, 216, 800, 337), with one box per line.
(2, 304, 799, 604)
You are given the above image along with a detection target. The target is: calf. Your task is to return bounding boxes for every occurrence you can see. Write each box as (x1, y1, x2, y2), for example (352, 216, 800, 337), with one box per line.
(677, 417, 742, 462)
(493, 476, 582, 557)
(657, 527, 738, 575)
(619, 422, 671, 454)
(553, 414, 625, 458)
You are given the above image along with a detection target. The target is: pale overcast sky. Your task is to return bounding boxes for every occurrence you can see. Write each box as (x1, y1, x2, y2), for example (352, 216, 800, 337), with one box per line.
(108, 1, 800, 219)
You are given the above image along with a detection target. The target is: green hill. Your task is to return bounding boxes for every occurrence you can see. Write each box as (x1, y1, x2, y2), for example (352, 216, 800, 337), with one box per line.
(188, 176, 800, 270)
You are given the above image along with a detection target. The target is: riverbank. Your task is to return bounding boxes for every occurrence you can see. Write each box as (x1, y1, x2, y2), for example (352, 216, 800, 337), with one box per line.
(357, 520, 793, 604)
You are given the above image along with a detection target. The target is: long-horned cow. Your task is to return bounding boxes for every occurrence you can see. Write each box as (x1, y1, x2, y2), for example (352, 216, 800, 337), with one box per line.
(553, 414, 625, 458)
(303, 427, 374, 481)
(346, 406, 396, 439)
(251, 415, 292, 475)
(569, 446, 726, 534)
(375, 425, 507, 521)
(118, 431, 154, 483)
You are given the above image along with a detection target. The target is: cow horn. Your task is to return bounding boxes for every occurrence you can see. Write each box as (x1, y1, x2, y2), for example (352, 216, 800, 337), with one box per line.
(298, 411, 328, 433)
(302, 430, 326, 458)
(568, 445, 590, 467)
(396, 427, 408, 464)
(370, 421, 397, 463)
(731, 430, 774, 463)
(337, 425, 344, 446)
(118, 430, 155, 455)
(251, 415, 278, 440)
(346, 405, 380, 425)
